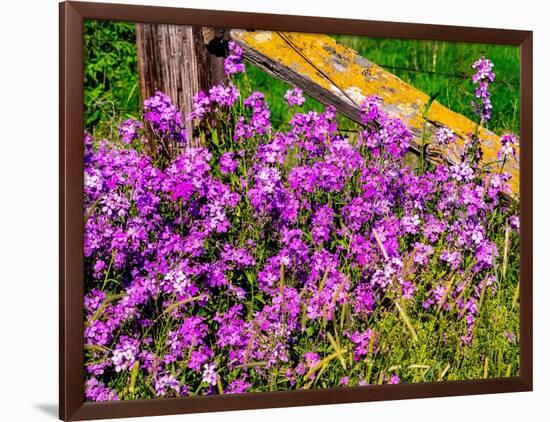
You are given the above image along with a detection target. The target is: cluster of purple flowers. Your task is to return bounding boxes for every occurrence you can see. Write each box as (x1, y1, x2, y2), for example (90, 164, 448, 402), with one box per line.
(84, 51, 519, 401)
(472, 56, 495, 123)
(189, 83, 240, 122)
(224, 41, 245, 76)
(499, 133, 519, 159)
(284, 88, 306, 107)
(118, 118, 143, 144)
(143, 91, 187, 144)
(435, 126, 456, 146)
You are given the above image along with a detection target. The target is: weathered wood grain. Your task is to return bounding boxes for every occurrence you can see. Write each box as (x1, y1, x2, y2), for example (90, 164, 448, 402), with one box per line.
(230, 29, 519, 197)
(136, 24, 225, 146)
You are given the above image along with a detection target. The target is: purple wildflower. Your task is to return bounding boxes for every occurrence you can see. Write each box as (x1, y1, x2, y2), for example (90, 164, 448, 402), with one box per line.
(225, 378, 252, 394)
(219, 152, 238, 174)
(435, 126, 456, 146)
(86, 377, 119, 402)
(202, 362, 218, 385)
(509, 215, 520, 232)
(504, 331, 516, 344)
(450, 162, 475, 182)
(224, 41, 245, 76)
(498, 133, 519, 159)
(112, 336, 140, 372)
(143, 91, 187, 143)
(119, 118, 143, 144)
(311, 205, 334, 243)
(472, 56, 495, 123)
(388, 374, 401, 384)
(284, 88, 305, 107)
(154, 373, 181, 397)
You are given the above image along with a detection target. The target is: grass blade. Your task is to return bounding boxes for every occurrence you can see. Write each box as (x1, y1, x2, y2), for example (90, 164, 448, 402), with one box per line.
(327, 332, 347, 370)
(394, 300, 418, 342)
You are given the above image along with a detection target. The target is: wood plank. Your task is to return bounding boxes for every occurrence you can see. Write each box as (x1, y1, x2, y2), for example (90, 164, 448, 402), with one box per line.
(230, 29, 519, 197)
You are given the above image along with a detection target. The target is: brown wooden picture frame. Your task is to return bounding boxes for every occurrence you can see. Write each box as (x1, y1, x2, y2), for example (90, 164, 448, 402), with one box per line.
(59, 1, 533, 420)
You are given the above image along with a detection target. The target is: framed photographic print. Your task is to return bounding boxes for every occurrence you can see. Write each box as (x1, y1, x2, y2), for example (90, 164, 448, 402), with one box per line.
(59, 1, 533, 420)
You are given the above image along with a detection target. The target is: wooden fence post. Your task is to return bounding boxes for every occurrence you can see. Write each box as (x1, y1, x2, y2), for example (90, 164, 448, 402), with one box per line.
(136, 24, 226, 146)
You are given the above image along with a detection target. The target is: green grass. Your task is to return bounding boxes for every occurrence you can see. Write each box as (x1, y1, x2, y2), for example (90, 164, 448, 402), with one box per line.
(84, 20, 140, 132)
(333, 34, 520, 135)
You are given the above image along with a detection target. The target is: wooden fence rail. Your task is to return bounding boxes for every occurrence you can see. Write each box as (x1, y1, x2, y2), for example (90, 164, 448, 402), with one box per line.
(230, 29, 519, 198)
